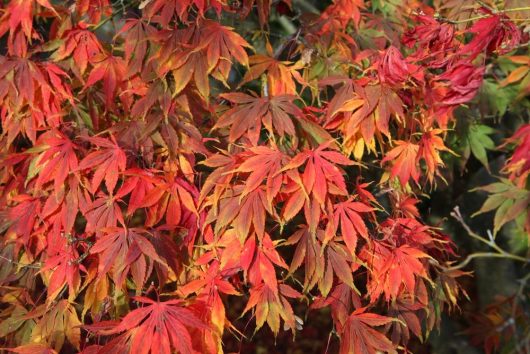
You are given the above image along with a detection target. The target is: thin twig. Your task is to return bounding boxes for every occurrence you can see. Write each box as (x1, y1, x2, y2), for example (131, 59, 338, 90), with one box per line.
(446, 252, 524, 271)
(445, 206, 530, 271)
(435, 6, 530, 24)
(0, 255, 42, 269)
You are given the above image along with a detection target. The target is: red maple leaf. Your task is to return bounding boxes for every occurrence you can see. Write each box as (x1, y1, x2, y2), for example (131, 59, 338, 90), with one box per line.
(83, 54, 126, 108)
(117, 19, 157, 77)
(83, 192, 125, 235)
(53, 24, 104, 75)
(240, 55, 306, 96)
(86, 297, 208, 354)
(242, 282, 301, 335)
(331, 198, 373, 254)
(362, 242, 431, 302)
(214, 93, 302, 144)
(340, 307, 396, 354)
(90, 227, 169, 288)
(77, 135, 127, 194)
(281, 142, 353, 204)
(382, 140, 420, 186)
(460, 10, 520, 58)
(31, 130, 78, 196)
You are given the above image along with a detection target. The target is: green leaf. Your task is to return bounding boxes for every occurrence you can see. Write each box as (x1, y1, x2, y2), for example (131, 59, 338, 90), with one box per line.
(472, 193, 505, 217)
(467, 124, 495, 171)
(508, 215, 529, 254)
(493, 199, 514, 234)
(479, 79, 511, 116)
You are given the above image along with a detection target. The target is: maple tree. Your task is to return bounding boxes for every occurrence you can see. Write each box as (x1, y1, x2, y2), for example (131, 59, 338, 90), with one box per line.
(0, 0, 529, 353)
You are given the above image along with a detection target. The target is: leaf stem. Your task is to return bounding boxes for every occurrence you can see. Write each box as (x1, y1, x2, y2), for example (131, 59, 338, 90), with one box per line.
(447, 206, 530, 271)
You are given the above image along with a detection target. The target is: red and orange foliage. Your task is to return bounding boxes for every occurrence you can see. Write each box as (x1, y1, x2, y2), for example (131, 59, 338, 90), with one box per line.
(0, 1, 527, 353)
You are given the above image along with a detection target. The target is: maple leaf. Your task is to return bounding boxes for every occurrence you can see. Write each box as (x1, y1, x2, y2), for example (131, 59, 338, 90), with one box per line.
(27, 300, 82, 352)
(87, 297, 208, 354)
(432, 62, 485, 109)
(282, 145, 356, 234)
(387, 290, 428, 344)
(154, 22, 249, 100)
(461, 123, 496, 171)
(233, 146, 286, 203)
(136, 173, 198, 229)
(0, 1, 34, 40)
(117, 19, 157, 77)
(281, 142, 354, 204)
(0, 0, 57, 56)
(435, 268, 471, 311)
(257, 232, 289, 286)
(319, 0, 365, 30)
(77, 135, 127, 194)
(39, 177, 82, 242)
(500, 56, 530, 97)
(331, 198, 373, 254)
(83, 54, 126, 108)
(501, 123, 530, 187)
(53, 24, 104, 75)
(214, 93, 302, 144)
(178, 262, 239, 333)
(76, 0, 112, 24)
(171, 50, 211, 99)
(322, 78, 364, 126)
(237, 232, 288, 292)
(361, 242, 431, 302)
(198, 152, 238, 209)
(378, 46, 417, 86)
(287, 227, 359, 296)
(472, 178, 530, 235)
(83, 192, 125, 235)
(464, 297, 520, 354)
(285, 226, 325, 291)
(323, 81, 403, 158)
(358, 84, 404, 141)
(382, 140, 420, 186)
(197, 228, 244, 276)
(139, 102, 209, 161)
(239, 0, 274, 28)
(242, 282, 301, 335)
(90, 227, 169, 288)
(127, 79, 166, 119)
(389, 193, 421, 219)
(116, 168, 157, 216)
(28, 130, 78, 196)
(418, 129, 452, 183)
(311, 282, 361, 332)
(40, 243, 82, 304)
(142, 0, 211, 25)
(240, 55, 306, 96)
(0, 58, 72, 143)
(6, 195, 41, 244)
(179, 262, 239, 299)
(378, 218, 437, 248)
(279, 181, 306, 226)
(460, 10, 520, 58)
(198, 21, 251, 83)
(403, 14, 457, 67)
(340, 307, 396, 354)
